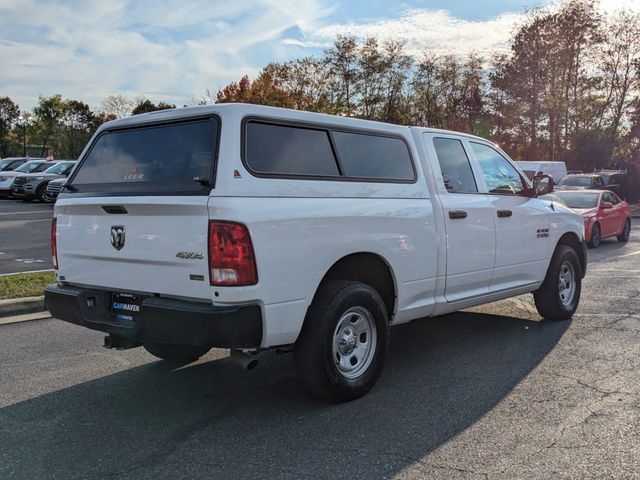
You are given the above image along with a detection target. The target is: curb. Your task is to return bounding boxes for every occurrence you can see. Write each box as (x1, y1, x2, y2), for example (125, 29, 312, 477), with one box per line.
(0, 296, 46, 318)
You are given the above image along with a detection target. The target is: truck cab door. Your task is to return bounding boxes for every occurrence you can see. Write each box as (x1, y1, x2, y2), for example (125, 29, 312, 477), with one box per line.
(468, 142, 550, 291)
(424, 134, 496, 302)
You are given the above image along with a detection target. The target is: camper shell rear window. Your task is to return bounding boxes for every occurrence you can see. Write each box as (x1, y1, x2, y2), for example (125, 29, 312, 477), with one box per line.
(67, 116, 220, 196)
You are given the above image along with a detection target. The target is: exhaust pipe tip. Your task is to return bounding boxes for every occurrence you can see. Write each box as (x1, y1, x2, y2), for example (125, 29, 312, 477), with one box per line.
(230, 349, 259, 370)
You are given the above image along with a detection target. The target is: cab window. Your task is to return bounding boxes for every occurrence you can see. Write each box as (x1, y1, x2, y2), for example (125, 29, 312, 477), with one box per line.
(432, 138, 478, 193)
(471, 142, 524, 195)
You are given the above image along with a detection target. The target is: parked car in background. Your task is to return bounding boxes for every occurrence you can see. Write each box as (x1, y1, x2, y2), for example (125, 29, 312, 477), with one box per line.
(555, 173, 606, 191)
(0, 157, 34, 172)
(598, 170, 630, 200)
(516, 161, 567, 183)
(0, 159, 52, 197)
(42, 177, 67, 203)
(553, 190, 631, 248)
(11, 160, 76, 202)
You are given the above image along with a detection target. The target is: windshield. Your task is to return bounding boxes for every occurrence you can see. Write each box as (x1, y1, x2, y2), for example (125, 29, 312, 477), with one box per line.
(0, 159, 18, 171)
(15, 161, 44, 173)
(557, 176, 592, 187)
(69, 117, 219, 195)
(32, 162, 59, 173)
(554, 191, 599, 209)
(44, 162, 74, 175)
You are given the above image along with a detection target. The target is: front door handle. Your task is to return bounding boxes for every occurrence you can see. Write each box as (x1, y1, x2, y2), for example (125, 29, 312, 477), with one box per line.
(497, 209, 512, 218)
(449, 210, 468, 220)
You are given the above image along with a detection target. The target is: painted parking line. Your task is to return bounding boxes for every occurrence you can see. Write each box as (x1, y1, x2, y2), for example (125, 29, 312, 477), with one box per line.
(616, 250, 640, 259)
(0, 210, 52, 216)
(15, 258, 45, 264)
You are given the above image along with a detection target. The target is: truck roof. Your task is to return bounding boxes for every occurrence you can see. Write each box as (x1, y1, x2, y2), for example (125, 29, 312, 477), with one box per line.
(97, 103, 492, 143)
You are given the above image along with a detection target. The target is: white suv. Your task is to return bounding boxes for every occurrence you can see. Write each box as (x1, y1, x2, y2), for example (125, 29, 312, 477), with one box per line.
(45, 104, 587, 401)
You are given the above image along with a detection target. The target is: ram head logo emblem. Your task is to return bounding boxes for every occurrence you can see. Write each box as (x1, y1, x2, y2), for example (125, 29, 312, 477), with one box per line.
(110, 225, 126, 251)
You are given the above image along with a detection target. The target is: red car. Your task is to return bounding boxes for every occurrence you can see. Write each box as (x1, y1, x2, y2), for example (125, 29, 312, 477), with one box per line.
(554, 190, 631, 248)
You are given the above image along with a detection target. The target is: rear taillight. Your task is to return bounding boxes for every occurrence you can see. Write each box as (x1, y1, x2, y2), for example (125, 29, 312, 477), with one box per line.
(208, 221, 257, 286)
(51, 218, 58, 270)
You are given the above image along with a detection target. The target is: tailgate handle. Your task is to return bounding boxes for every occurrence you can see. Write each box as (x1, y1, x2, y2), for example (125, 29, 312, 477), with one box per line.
(102, 205, 128, 214)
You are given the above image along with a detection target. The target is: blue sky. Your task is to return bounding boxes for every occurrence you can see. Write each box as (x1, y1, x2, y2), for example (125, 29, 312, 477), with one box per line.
(1, 0, 637, 112)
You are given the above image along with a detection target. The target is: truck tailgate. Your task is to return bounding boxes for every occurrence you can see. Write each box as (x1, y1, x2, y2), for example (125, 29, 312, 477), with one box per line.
(55, 196, 211, 300)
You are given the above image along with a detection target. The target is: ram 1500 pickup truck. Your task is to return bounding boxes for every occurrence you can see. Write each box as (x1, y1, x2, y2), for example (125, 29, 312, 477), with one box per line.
(45, 104, 587, 401)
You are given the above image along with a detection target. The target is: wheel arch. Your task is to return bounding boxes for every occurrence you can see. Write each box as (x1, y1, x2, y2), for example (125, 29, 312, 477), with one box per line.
(312, 252, 397, 322)
(556, 232, 586, 278)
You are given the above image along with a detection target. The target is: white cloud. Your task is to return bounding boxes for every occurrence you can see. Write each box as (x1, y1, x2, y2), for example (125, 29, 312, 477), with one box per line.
(311, 9, 523, 58)
(0, 0, 333, 110)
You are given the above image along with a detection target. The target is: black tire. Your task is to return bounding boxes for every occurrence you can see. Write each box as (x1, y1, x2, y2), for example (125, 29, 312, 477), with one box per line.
(294, 280, 390, 402)
(588, 223, 601, 248)
(617, 218, 631, 242)
(534, 245, 582, 321)
(143, 342, 209, 364)
(37, 184, 48, 202)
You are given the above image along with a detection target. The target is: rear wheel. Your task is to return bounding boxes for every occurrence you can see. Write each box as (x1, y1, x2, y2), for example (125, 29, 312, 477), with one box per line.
(294, 281, 389, 402)
(534, 245, 582, 321)
(588, 223, 601, 248)
(617, 218, 631, 242)
(143, 343, 209, 364)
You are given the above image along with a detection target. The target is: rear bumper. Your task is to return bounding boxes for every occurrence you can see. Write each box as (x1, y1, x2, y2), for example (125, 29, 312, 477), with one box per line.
(45, 283, 263, 349)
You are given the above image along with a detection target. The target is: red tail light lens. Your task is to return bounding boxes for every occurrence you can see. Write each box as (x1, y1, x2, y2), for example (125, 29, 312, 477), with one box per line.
(51, 218, 58, 270)
(208, 221, 257, 286)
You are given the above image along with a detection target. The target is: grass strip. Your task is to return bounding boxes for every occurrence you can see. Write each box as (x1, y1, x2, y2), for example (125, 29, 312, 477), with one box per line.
(0, 271, 56, 300)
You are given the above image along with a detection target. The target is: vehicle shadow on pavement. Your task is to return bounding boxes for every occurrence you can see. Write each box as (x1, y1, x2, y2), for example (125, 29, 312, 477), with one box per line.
(0, 312, 569, 479)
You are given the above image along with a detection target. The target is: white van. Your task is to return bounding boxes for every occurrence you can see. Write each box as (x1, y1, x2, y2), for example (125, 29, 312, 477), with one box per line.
(45, 104, 586, 401)
(516, 161, 567, 182)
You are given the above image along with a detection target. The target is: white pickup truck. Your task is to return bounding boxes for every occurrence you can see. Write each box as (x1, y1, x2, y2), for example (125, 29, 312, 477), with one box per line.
(45, 104, 587, 401)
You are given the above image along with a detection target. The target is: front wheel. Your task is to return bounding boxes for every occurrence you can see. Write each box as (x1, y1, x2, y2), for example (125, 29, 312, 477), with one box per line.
(617, 218, 631, 242)
(294, 281, 390, 402)
(534, 245, 582, 321)
(143, 342, 209, 364)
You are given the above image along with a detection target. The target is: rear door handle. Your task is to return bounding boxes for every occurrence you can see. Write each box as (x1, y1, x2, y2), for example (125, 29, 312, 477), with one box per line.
(449, 210, 468, 220)
(497, 209, 512, 218)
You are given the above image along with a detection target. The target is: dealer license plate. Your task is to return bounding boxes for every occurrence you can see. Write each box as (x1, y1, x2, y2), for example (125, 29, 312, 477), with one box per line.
(111, 292, 141, 322)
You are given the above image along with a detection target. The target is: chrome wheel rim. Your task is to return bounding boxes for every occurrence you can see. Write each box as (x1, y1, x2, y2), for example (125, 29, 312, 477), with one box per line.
(332, 306, 377, 379)
(558, 261, 576, 307)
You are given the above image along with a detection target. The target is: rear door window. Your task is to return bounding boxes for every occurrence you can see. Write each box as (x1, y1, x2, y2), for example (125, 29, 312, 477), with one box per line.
(69, 117, 219, 195)
(332, 131, 414, 181)
(245, 122, 339, 177)
(432, 138, 478, 193)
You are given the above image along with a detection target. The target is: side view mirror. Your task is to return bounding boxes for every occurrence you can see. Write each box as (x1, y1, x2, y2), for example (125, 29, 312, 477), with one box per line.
(533, 174, 554, 196)
(601, 201, 613, 210)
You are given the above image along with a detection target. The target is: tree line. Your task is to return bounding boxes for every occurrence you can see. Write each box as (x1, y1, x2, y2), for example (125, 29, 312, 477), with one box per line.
(0, 95, 175, 159)
(0, 0, 638, 170)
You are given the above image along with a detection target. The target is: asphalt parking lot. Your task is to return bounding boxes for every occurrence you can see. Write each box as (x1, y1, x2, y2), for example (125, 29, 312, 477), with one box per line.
(0, 199, 53, 274)
(1, 225, 640, 479)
